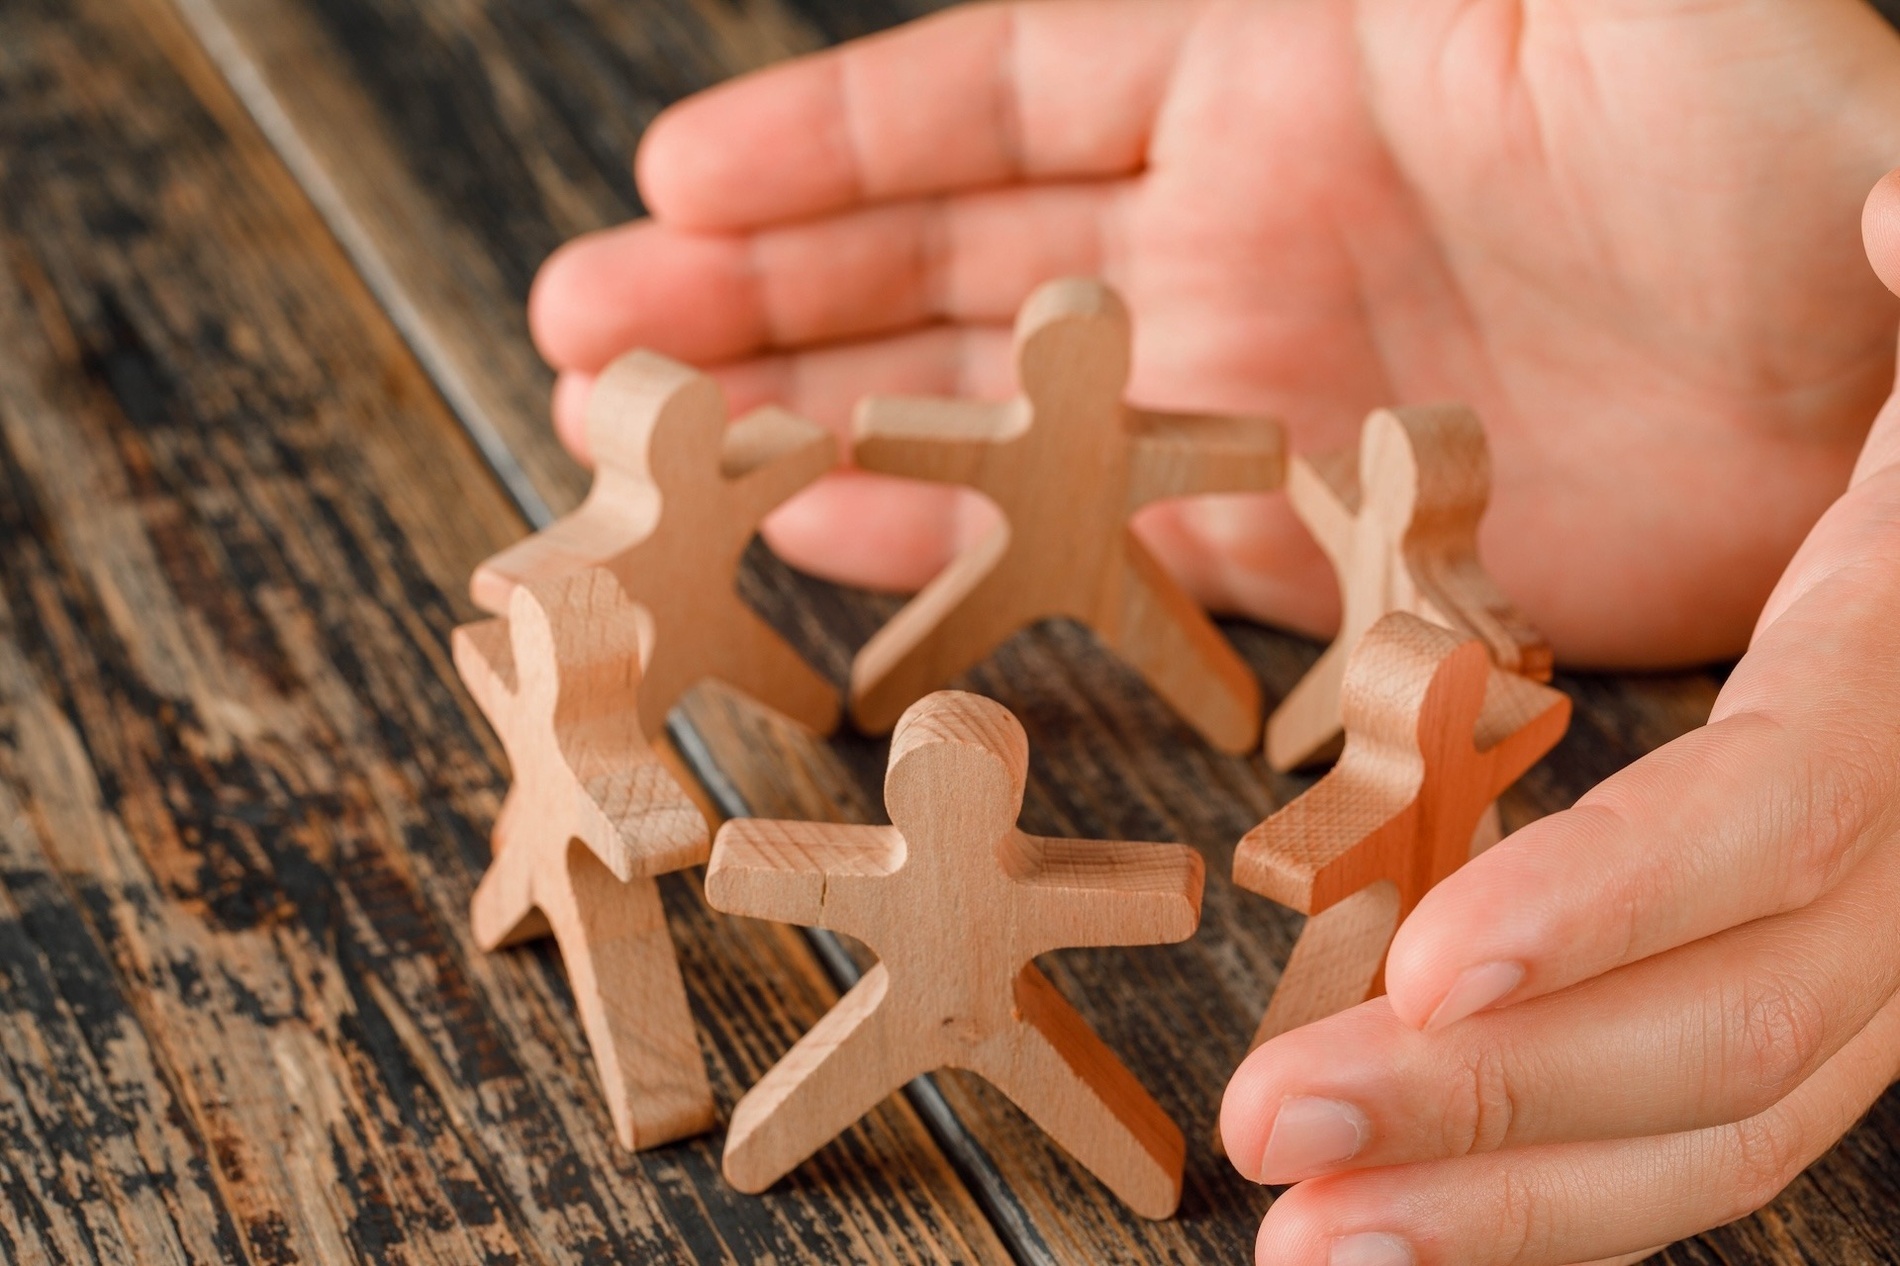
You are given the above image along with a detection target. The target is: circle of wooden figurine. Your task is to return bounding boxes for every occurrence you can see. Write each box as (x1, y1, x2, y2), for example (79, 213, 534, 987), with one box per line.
(449, 277, 1571, 1220)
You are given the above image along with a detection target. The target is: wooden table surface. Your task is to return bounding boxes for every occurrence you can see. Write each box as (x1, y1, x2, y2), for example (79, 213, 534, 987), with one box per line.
(1, 0, 1895, 1261)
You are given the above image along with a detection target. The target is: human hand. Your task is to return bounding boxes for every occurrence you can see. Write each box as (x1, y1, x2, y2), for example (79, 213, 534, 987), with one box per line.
(528, 0, 1900, 668)
(1212, 169, 1900, 1266)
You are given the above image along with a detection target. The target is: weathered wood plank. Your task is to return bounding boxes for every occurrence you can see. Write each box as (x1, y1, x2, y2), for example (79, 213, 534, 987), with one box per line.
(164, 0, 1900, 1260)
(0, 0, 1010, 1260)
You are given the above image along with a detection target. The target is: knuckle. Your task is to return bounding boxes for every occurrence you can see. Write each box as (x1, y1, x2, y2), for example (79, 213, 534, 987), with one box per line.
(1769, 721, 1885, 904)
(1716, 972, 1831, 1113)
(1723, 1112, 1811, 1218)
(1442, 1043, 1521, 1156)
(1491, 1164, 1553, 1266)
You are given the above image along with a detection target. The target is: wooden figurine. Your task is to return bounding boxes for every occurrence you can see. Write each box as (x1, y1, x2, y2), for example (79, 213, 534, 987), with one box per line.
(705, 691, 1204, 1218)
(848, 278, 1283, 754)
(454, 568, 716, 1150)
(471, 349, 840, 737)
(1235, 612, 1569, 1048)
(1266, 405, 1551, 772)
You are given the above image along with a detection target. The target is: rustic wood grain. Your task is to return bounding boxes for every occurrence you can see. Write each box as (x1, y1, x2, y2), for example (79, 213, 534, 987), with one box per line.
(0, 0, 1013, 1260)
(140, 0, 1900, 1261)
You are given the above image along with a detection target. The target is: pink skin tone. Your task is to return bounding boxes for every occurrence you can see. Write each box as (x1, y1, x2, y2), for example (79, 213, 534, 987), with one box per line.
(528, 1, 1900, 1261)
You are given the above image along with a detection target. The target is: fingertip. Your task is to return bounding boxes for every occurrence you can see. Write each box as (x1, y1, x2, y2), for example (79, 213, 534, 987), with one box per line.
(527, 221, 765, 370)
(1864, 168, 1900, 299)
(760, 471, 965, 592)
(636, 60, 856, 230)
(1217, 1044, 1278, 1183)
(551, 371, 595, 465)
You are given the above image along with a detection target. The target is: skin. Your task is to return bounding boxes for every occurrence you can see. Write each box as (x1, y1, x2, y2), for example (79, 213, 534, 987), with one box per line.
(528, 1, 1900, 1260)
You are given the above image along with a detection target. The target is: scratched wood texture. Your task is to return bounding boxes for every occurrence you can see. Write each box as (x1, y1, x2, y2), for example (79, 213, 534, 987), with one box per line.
(16, 0, 1900, 1262)
(0, 0, 1017, 1261)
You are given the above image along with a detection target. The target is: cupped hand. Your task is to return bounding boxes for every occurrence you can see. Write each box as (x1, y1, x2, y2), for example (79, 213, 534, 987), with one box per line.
(529, 0, 1900, 667)
(1214, 170, 1900, 1266)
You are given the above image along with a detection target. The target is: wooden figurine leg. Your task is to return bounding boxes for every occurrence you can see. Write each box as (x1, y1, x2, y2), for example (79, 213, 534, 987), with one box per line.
(849, 526, 1016, 734)
(969, 966, 1184, 1220)
(1264, 638, 1350, 771)
(1469, 802, 1504, 858)
(469, 831, 548, 950)
(1252, 882, 1402, 1049)
(1105, 538, 1261, 755)
(546, 844, 716, 1150)
(716, 600, 842, 736)
(723, 965, 926, 1193)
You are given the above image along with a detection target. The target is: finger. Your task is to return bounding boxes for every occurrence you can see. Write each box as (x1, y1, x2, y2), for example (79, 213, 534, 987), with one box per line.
(529, 182, 1127, 372)
(1222, 840, 1900, 1182)
(635, 0, 1201, 230)
(549, 324, 1016, 464)
(1251, 990, 1900, 1266)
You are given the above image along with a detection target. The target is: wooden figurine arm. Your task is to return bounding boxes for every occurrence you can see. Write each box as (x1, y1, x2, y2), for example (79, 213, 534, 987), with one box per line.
(562, 716, 710, 879)
(1010, 835, 1204, 950)
(1232, 771, 1414, 915)
(1124, 411, 1285, 507)
(705, 820, 902, 936)
(451, 617, 516, 721)
(1284, 447, 1360, 563)
(723, 407, 838, 517)
(852, 397, 1026, 487)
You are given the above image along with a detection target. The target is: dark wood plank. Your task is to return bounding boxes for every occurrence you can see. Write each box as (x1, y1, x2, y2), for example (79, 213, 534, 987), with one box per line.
(0, 0, 1012, 1260)
(166, 0, 1900, 1260)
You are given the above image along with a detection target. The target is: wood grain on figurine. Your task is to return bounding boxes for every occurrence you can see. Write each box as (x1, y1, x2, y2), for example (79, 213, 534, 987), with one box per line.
(705, 691, 1204, 1219)
(1237, 613, 1569, 1046)
(1267, 405, 1552, 772)
(849, 279, 1284, 753)
(472, 351, 841, 736)
(454, 568, 716, 1149)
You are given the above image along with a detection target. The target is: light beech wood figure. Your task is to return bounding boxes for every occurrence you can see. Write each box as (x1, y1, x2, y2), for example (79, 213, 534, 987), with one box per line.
(453, 568, 716, 1150)
(1236, 612, 1569, 1049)
(1267, 405, 1551, 773)
(848, 278, 1283, 754)
(471, 349, 840, 737)
(705, 691, 1203, 1218)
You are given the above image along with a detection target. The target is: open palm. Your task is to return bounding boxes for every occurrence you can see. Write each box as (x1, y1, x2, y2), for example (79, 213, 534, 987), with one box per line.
(529, 0, 1900, 667)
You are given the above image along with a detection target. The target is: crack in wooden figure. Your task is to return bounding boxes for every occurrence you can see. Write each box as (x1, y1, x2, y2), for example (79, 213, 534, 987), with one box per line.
(1267, 405, 1552, 774)
(470, 349, 840, 737)
(454, 567, 716, 1151)
(848, 278, 1284, 754)
(705, 690, 1204, 1218)
(1235, 612, 1569, 1051)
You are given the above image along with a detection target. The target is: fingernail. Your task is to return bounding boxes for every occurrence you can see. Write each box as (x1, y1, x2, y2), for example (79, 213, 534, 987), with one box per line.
(1256, 1096, 1370, 1183)
(1424, 960, 1525, 1031)
(1329, 1232, 1415, 1266)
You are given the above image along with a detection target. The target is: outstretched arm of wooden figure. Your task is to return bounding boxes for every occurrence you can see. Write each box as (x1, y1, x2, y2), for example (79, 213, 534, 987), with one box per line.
(852, 397, 1024, 487)
(1233, 771, 1416, 915)
(1284, 448, 1360, 567)
(722, 406, 837, 517)
(1100, 535, 1262, 753)
(1011, 836, 1204, 952)
(705, 819, 902, 937)
(968, 966, 1185, 1220)
(848, 524, 1016, 733)
(452, 617, 517, 721)
(723, 965, 925, 1193)
(1125, 411, 1285, 506)
(563, 746, 710, 879)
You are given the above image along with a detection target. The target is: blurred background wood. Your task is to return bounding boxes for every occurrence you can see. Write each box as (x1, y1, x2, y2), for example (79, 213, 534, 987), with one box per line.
(0, 0, 1894, 1260)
